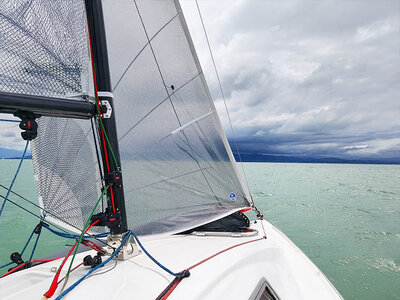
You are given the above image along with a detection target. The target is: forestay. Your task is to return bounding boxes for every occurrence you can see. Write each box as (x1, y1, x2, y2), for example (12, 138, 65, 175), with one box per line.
(102, 0, 251, 234)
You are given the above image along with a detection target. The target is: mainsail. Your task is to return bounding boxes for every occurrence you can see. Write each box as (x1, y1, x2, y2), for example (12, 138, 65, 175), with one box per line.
(0, 0, 251, 235)
(102, 0, 251, 234)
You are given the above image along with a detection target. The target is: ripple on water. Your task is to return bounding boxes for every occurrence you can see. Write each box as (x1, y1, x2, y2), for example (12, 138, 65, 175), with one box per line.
(330, 256, 360, 266)
(371, 258, 400, 273)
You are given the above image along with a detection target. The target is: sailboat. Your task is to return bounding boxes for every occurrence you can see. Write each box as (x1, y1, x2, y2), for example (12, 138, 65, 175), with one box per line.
(0, 0, 343, 299)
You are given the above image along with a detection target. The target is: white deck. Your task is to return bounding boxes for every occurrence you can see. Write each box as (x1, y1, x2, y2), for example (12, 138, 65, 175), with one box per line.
(0, 219, 342, 299)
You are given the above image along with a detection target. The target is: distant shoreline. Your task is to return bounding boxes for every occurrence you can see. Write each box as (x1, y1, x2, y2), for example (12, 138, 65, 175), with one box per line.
(1, 157, 399, 165)
(232, 153, 400, 165)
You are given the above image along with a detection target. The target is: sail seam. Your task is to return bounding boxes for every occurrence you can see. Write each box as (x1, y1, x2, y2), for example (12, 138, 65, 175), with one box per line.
(133, 0, 222, 204)
(171, 91, 245, 194)
(128, 166, 207, 193)
(170, 92, 244, 194)
(118, 72, 201, 142)
(112, 11, 181, 92)
(132, 0, 182, 127)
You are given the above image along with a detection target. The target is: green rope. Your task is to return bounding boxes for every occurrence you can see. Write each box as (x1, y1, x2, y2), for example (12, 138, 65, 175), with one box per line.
(62, 185, 110, 288)
(92, 75, 120, 171)
(96, 113, 120, 171)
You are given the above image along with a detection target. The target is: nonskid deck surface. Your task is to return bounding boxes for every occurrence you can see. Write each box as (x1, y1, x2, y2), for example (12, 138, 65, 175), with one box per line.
(0, 220, 342, 300)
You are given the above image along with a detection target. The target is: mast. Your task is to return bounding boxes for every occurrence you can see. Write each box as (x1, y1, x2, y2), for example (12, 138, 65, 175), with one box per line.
(85, 0, 128, 235)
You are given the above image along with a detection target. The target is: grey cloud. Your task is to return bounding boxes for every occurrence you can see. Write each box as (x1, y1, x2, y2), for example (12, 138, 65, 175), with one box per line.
(182, 0, 399, 160)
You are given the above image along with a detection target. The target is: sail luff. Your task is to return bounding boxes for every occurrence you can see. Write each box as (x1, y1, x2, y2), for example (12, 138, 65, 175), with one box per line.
(172, 0, 252, 204)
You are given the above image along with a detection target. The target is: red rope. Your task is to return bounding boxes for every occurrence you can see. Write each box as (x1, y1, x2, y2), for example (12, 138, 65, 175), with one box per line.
(0, 257, 62, 279)
(43, 220, 100, 298)
(159, 277, 183, 300)
(87, 21, 116, 214)
(158, 236, 266, 299)
(57, 262, 84, 284)
(187, 237, 265, 271)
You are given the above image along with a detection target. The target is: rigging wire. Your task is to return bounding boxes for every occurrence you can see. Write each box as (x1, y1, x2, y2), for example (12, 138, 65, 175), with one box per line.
(133, 0, 222, 205)
(194, 0, 252, 196)
(85, 259, 117, 278)
(0, 140, 29, 217)
(0, 257, 62, 279)
(90, 118, 106, 211)
(171, 91, 244, 194)
(0, 226, 35, 271)
(43, 219, 100, 299)
(0, 193, 109, 272)
(54, 230, 133, 300)
(87, 20, 119, 214)
(0, 188, 109, 245)
(57, 262, 84, 284)
(62, 186, 110, 288)
(0, 119, 19, 123)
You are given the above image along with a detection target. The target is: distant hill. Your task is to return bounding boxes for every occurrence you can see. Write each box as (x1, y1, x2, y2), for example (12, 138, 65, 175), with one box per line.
(233, 153, 400, 165)
(0, 147, 32, 159)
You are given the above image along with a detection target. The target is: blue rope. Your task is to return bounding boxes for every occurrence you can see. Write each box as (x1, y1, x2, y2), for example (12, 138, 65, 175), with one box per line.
(29, 230, 42, 262)
(0, 223, 108, 271)
(55, 231, 133, 300)
(0, 140, 29, 217)
(132, 232, 185, 277)
(0, 262, 13, 270)
(42, 223, 109, 239)
(20, 229, 35, 257)
(0, 225, 37, 270)
(0, 119, 19, 123)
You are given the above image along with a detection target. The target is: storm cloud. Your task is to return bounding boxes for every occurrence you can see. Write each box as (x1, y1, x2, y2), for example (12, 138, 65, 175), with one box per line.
(1, 1, 399, 161)
(181, 0, 400, 160)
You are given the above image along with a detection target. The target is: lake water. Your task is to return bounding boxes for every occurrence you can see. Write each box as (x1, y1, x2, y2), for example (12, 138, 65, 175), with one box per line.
(0, 160, 399, 299)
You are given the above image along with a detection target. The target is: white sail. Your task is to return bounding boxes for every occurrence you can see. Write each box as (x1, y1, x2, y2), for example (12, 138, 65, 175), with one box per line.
(102, 0, 251, 234)
(1, 0, 252, 235)
(0, 0, 106, 233)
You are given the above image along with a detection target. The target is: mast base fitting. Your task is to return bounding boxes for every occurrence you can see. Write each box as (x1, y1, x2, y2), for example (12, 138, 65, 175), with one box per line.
(106, 233, 141, 260)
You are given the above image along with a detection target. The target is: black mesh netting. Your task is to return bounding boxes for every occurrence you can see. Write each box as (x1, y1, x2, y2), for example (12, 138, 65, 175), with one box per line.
(0, 0, 90, 98)
(30, 117, 105, 233)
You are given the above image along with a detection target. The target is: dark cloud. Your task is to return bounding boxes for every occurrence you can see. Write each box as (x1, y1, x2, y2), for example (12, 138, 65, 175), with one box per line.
(181, 0, 400, 160)
(1, 1, 399, 161)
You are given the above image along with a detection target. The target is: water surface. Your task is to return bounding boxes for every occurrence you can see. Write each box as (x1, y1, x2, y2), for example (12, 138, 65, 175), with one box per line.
(0, 160, 399, 299)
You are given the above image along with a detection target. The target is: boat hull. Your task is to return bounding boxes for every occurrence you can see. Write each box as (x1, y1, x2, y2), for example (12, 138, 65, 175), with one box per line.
(0, 219, 342, 299)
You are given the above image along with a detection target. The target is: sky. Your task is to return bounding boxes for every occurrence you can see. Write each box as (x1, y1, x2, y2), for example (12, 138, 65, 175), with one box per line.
(180, 0, 400, 161)
(1, 0, 399, 161)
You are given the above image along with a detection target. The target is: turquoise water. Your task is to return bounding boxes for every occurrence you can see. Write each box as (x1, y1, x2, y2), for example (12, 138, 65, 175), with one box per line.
(0, 160, 399, 299)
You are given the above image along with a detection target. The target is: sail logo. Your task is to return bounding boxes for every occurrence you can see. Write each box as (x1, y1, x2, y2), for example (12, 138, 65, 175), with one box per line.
(229, 193, 236, 201)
